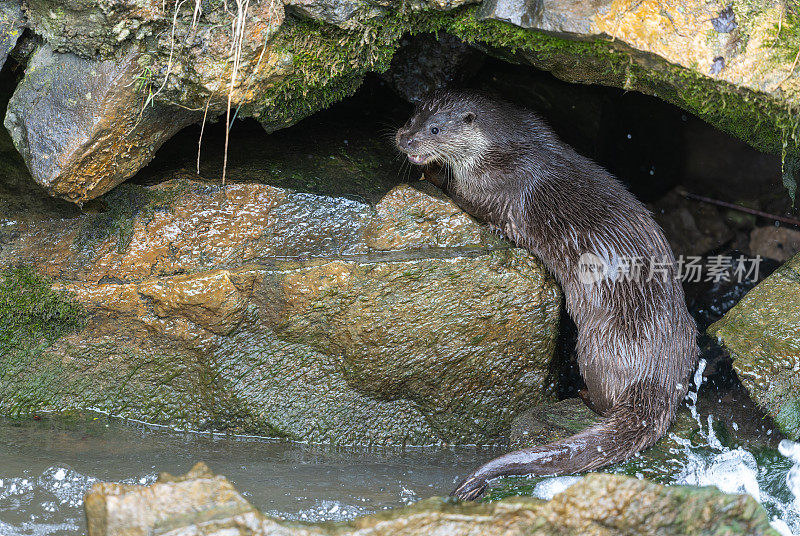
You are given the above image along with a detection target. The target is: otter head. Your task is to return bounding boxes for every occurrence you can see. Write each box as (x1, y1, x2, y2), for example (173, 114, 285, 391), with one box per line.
(395, 92, 481, 167)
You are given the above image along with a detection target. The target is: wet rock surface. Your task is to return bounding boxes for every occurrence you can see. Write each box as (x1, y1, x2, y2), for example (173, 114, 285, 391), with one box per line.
(84, 463, 780, 536)
(0, 177, 561, 444)
(4, 45, 198, 201)
(710, 252, 800, 441)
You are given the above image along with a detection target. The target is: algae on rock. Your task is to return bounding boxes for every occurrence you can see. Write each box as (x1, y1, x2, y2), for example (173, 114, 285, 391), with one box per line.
(0, 266, 87, 416)
(0, 178, 562, 444)
(710, 252, 800, 441)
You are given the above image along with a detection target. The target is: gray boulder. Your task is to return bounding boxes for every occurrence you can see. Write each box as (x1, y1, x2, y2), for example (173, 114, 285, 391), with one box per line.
(4, 44, 198, 201)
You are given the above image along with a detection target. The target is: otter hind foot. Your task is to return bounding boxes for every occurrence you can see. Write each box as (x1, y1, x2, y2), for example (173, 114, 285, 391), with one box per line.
(451, 474, 488, 501)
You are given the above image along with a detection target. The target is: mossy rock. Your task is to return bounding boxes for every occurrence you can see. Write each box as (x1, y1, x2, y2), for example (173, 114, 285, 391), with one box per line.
(0, 179, 562, 445)
(710, 252, 800, 441)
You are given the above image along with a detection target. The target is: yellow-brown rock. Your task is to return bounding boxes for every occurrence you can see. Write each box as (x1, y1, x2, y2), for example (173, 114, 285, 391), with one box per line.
(1, 178, 561, 445)
(84, 465, 780, 536)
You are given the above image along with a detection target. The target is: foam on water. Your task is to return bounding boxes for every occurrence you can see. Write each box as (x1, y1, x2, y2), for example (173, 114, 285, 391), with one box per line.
(530, 476, 583, 500)
(677, 360, 799, 534)
(0, 465, 157, 536)
(266, 500, 372, 522)
(671, 360, 800, 534)
(529, 359, 800, 535)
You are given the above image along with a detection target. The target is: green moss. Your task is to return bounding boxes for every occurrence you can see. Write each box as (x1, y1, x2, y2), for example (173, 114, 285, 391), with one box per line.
(0, 266, 85, 348)
(75, 181, 188, 254)
(261, 5, 800, 163)
(776, 396, 800, 437)
(260, 15, 407, 130)
(765, 3, 800, 63)
(0, 266, 86, 415)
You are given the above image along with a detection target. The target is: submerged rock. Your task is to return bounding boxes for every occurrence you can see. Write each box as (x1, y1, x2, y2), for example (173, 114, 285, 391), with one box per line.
(750, 226, 800, 262)
(0, 178, 561, 444)
(4, 45, 198, 201)
(84, 463, 780, 536)
(710, 252, 800, 441)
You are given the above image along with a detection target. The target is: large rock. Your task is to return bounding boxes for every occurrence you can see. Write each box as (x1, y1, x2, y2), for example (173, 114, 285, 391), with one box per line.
(469, 0, 799, 158)
(11, 0, 287, 201)
(4, 45, 199, 201)
(84, 463, 780, 536)
(710, 252, 800, 441)
(0, 178, 561, 444)
(8, 0, 799, 202)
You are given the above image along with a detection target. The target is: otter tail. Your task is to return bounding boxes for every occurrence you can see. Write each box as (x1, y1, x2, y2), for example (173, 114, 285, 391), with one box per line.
(451, 380, 678, 500)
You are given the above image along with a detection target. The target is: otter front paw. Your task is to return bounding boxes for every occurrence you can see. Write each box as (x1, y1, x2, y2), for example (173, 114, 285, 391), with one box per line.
(450, 475, 488, 501)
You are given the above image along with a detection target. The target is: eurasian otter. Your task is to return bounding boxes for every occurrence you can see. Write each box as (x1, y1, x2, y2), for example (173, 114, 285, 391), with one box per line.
(395, 90, 699, 501)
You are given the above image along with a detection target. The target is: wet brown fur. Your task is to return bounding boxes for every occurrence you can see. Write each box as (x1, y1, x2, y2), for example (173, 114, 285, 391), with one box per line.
(395, 90, 699, 500)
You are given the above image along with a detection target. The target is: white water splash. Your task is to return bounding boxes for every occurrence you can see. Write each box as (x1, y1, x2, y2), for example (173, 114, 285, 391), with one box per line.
(673, 447, 761, 501)
(267, 500, 372, 522)
(0, 466, 156, 536)
(670, 360, 800, 535)
(399, 486, 418, 505)
(685, 358, 707, 422)
(531, 476, 582, 500)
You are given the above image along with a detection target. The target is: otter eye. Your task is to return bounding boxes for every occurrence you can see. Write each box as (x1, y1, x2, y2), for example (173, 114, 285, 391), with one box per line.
(430, 127, 439, 135)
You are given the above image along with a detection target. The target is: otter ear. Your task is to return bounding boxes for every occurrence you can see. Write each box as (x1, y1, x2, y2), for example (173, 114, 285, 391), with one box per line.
(463, 112, 476, 124)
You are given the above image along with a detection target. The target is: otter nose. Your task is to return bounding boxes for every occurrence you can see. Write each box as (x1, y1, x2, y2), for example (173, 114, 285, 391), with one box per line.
(405, 137, 418, 149)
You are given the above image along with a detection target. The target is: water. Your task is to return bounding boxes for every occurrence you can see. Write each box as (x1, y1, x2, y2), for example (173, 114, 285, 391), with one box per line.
(0, 413, 500, 535)
(3, 391, 799, 536)
(525, 361, 800, 535)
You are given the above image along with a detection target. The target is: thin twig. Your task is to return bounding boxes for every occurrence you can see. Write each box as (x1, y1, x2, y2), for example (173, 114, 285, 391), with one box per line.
(778, 41, 800, 88)
(677, 188, 800, 227)
(222, 0, 250, 185)
(197, 93, 212, 174)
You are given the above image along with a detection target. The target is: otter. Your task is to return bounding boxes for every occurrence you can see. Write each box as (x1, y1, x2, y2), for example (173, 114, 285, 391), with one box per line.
(395, 90, 699, 501)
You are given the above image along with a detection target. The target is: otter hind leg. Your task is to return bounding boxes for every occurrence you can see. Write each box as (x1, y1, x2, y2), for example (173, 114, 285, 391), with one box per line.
(577, 388, 609, 416)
